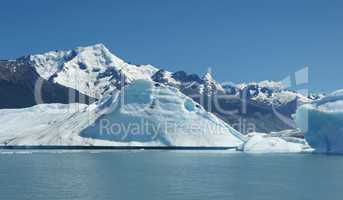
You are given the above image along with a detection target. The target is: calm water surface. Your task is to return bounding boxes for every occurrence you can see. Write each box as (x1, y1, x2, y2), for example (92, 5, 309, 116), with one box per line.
(0, 150, 342, 200)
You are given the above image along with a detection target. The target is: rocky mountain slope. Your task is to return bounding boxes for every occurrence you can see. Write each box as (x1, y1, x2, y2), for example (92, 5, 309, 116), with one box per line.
(0, 58, 93, 108)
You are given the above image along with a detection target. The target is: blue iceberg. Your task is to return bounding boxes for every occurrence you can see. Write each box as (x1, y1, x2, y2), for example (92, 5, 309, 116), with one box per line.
(295, 90, 343, 153)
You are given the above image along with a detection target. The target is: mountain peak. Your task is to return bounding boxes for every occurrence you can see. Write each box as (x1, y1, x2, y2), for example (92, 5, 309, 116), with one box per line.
(27, 43, 158, 98)
(202, 72, 214, 81)
(75, 43, 110, 54)
(92, 43, 107, 49)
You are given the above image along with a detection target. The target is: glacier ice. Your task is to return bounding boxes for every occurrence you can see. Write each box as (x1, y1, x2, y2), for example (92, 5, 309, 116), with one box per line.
(240, 132, 310, 153)
(0, 80, 244, 147)
(295, 90, 343, 153)
(81, 80, 245, 147)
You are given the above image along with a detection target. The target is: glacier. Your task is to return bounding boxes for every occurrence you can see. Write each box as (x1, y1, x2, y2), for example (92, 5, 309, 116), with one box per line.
(295, 90, 343, 153)
(0, 80, 244, 147)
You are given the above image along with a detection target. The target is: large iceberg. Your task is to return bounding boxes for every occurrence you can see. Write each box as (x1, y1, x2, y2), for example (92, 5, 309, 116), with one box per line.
(295, 90, 343, 153)
(0, 80, 244, 147)
(81, 80, 244, 147)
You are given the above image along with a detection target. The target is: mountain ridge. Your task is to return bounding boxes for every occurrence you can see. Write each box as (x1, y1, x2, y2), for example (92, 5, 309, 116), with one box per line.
(0, 43, 318, 133)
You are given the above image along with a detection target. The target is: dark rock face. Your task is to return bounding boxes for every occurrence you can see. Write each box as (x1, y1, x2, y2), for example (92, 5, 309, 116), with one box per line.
(208, 95, 298, 133)
(0, 58, 95, 109)
(171, 71, 203, 83)
(152, 70, 203, 85)
(97, 67, 128, 89)
(151, 69, 167, 84)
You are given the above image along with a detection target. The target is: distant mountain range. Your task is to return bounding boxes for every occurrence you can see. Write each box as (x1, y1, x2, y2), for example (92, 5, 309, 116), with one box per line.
(0, 44, 322, 133)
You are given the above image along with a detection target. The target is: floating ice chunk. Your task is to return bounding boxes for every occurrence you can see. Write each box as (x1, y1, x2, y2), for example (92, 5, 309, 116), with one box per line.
(240, 133, 309, 153)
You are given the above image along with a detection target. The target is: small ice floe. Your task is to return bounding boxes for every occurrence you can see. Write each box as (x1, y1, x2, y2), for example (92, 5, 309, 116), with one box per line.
(239, 132, 313, 153)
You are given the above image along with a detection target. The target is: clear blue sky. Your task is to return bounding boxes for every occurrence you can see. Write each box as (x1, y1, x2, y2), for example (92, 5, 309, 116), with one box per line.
(0, 0, 342, 92)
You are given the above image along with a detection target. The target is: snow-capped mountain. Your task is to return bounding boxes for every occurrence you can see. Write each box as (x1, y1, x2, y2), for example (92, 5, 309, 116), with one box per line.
(0, 44, 157, 108)
(152, 70, 311, 133)
(235, 80, 310, 106)
(308, 92, 326, 101)
(152, 69, 225, 96)
(1, 43, 334, 151)
(0, 43, 311, 134)
(30, 43, 158, 98)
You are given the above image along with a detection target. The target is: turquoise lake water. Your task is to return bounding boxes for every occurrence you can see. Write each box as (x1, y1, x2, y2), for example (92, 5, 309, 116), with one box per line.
(0, 151, 342, 200)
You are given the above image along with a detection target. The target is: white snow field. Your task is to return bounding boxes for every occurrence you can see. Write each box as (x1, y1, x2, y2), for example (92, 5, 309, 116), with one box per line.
(295, 90, 343, 153)
(0, 80, 245, 147)
(240, 132, 311, 153)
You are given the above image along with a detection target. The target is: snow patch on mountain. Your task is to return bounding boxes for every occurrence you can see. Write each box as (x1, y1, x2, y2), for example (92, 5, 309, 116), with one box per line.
(237, 80, 310, 106)
(236, 80, 286, 91)
(152, 70, 225, 96)
(201, 72, 225, 95)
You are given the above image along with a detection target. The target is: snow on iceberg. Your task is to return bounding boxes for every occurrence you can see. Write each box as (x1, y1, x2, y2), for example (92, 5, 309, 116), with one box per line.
(295, 90, 343, 153)
(0, 103, 91, 145)
(0, 80, 245, 147)
(81, 80, 245, 147)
